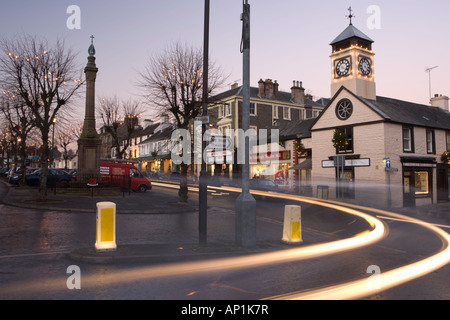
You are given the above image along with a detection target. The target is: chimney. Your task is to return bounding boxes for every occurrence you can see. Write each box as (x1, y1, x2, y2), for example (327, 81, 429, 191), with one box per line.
(264, 79, 274, 99)
(430, 94, 449, 112)
(274, 80, 279, 99)
(258, 79, 265, 98)
(231, 82, 239, 89)
(291, 81, 305, 104)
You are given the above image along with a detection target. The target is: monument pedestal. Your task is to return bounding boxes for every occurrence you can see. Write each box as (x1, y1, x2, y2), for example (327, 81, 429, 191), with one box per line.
(77, 137, 101, 179)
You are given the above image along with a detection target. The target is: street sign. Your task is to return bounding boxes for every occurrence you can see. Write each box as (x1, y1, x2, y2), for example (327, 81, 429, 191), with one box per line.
(385, 167, 398, 172)
(386, 160, 391, 168)
(195, 115, 210, 125)
(207, 135, 233, 150)
(334, 155, 345, 167)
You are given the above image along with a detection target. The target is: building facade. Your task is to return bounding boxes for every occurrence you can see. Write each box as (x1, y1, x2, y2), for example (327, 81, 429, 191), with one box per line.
(208, 79, 324, 184)
(310, 22, 450, 207)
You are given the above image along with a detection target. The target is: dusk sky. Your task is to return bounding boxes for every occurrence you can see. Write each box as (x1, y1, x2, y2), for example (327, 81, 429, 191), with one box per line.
(1, 0, 449, 121)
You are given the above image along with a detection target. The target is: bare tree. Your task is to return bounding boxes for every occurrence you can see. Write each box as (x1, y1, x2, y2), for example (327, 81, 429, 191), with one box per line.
(0, 35, 83, 199)
(98, 96, 144, 160)
(0, 125, 14, 168)
(0, 90, 36, 185)
(56, 128, 73, 169)
(138, 42, 227, 202)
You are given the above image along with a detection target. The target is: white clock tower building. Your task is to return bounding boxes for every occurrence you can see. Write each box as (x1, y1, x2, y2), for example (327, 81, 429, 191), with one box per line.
(330, 10, 376, 100)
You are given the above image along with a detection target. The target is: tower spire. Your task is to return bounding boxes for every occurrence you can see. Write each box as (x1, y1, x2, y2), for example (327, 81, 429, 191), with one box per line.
(346, 6, 355, 25)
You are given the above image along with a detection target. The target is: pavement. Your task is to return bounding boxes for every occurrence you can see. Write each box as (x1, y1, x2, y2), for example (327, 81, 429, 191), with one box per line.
(1, 178, 449, 265)
(0, 179, 294, 264)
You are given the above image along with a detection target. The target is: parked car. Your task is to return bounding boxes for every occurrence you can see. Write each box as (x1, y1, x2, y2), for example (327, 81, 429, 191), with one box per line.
(9, 168, 73, 186)
(64, 169, 78, 179)
(0, 167, 9, 176)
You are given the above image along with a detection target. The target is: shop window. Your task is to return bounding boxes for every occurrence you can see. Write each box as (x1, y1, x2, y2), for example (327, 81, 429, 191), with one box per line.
(415, 171, 429, 195)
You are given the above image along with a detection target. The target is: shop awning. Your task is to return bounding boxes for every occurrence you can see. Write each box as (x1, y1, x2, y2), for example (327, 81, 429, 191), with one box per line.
(138, 154, 172, 161)
(289, 159, 312, 170)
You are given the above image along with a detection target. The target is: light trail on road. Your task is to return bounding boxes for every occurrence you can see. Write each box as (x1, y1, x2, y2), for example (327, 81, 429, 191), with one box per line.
(265, 199, 450, 300)
(202, 186, 450, 299)
(1, 184, 449, 300)
(0, 188, 387, 298)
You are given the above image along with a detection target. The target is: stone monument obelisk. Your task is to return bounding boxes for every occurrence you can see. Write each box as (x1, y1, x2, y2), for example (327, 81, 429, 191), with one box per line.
(77, 36, 101, 179)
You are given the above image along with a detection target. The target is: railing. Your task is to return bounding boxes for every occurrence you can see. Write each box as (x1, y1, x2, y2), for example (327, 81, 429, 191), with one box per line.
(55, 174, 131, 196)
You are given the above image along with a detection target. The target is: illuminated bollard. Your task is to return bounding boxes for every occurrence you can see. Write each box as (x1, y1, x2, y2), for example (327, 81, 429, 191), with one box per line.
(95, 202, 117, 252)
(282, 205, 302, 244)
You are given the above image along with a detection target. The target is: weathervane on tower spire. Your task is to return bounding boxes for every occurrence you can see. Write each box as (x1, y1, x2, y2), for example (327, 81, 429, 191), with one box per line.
(346, 6, 355, 25)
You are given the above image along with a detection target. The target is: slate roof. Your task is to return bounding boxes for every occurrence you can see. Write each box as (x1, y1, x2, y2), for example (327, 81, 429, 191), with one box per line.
(277, 118, 316, 140)
(130, 122, 159, 139)
(330, 24, 374, 45)
(363, 95, 450, 130)
(313, 86, 450, 131)
(211, 86, 323, 108)
(140, 125, 175, 144)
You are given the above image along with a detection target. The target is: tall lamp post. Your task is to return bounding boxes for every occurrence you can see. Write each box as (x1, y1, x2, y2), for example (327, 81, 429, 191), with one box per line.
(199, 0, 210, 246)
(235, 0, 256, 247)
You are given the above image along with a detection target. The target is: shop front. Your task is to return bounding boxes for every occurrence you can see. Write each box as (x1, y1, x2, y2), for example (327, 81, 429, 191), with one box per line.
(401, 156, 436, 207)
(250, 150, 291, 184)
(437, 163, 450, 203)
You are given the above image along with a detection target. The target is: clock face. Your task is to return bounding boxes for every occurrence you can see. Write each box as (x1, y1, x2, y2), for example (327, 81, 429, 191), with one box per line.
(336, 58, 351, 77)
(359, 57, 371, 76)
(336, 99, 353, 120)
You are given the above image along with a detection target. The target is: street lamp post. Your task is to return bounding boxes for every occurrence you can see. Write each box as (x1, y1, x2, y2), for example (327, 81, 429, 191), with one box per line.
(235, 0, 256, 247)
(199, 0, 210, 246)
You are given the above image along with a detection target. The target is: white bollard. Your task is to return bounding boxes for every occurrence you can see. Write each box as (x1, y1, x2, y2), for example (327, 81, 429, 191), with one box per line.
(282, 205, 302, 244)
(95, 202, 117, 252)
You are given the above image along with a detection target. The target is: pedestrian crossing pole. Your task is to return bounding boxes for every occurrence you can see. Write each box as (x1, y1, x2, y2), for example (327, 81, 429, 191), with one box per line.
(235, 0, 256, 247)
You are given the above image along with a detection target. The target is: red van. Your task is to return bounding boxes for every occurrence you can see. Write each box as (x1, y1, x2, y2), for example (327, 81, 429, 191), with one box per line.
(100, 162, 152, 192)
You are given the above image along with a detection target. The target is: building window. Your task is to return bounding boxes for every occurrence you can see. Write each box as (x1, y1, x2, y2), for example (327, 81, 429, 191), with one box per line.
(218, 105, 224, 118)
(283, 107, 291, 120)
(273, 106, 278, 119)
(446, 131, 450, 151)
(300, 109, 305, 120)
(426, 129, 435, 154)
(336, 126, 353, 154)
(403, 126, 414, 152)
(250, 103, 256, 116)
(224, 103, 231, 117)
(415, 171, 429, 195)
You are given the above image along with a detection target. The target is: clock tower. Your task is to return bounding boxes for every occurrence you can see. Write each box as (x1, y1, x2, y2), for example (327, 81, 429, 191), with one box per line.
(330, 8, 376, 100)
